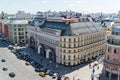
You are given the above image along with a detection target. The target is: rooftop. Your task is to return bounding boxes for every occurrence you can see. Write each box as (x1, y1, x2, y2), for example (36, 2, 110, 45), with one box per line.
(29, 16, 104, 36)
(7, 20, 28, 24)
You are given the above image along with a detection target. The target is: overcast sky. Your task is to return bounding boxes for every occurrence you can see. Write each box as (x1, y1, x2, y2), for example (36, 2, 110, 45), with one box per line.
(0, 0, 120, 14)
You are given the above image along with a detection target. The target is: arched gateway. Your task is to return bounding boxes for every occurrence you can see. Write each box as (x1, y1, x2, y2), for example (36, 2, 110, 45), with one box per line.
(46, 49, 56, 62)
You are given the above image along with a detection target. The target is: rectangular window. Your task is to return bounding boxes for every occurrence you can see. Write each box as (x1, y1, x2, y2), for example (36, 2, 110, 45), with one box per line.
(114, 49, 117, 53)
(69, 38, 71, 42)
(14, 28, 16, 31)
(68, 56, 71, 60)
(64, 38, 66, 42)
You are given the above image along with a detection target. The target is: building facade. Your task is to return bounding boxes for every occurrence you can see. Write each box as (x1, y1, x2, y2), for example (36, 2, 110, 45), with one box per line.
(0, 22, 2, 32)
(28, 15, 105, 66)
(104, 25, 120, 80)
(8, 20, 28, 44)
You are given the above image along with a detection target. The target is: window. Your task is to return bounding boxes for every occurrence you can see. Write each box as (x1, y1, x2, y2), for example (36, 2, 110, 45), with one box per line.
(68, 56, 71, 60)
(113, 58, 118, 62)
(63, 50, 65, 53)
(63, 55, 66, 60)
(69, 44, 71, 48)
(68, 62, 71, 65)
(14, 28, 16, 31)
(74, 38, 76, 42)
(18, 25, 22, 27)
(69, 38, 71, 42)
(14, 25, 16, 27)
(74, 44, 76, 47)
(114, 49, 117, 53)
(108, 47, 111, 52)
(64, 44, 66, 47)
(60, 54, 62, 59)
(107, 55, 109, 60)
(74, 55, 76, 60)
(64, 38, 66, 42)
(14, 32, 16, 35)
(68, 50, 71, 53)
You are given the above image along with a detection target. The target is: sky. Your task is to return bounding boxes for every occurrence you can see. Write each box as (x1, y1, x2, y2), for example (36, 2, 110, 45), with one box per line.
(0, 0, 120, 14)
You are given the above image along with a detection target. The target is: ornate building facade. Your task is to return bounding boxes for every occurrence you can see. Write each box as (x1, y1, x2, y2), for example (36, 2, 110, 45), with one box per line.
(104, 25, 120, 80)
(27, 14, 105, 66)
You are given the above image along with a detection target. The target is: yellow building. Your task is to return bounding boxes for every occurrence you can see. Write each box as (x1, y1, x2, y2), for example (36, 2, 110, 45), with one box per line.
(102, 22, 112, 40)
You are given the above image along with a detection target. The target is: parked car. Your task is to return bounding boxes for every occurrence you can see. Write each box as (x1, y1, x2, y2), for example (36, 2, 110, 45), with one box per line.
(49, 71, 54, 76)
(2, 66, 8, 71)
(8, 45, 14, 50)
(11, 49, 16, 53)
(9, 72, 16, 77)
(1, 59, 6, 62)
(25, 62, 30, 66)
(39, 67, 47, 72)
(39, 72, 46, 77)
(35, 68, 41, 72)
(64, 76, 70, 80)
(46, 70, 51, 75)
(57, 75, 62, 80)
(52, 73, 58, 78)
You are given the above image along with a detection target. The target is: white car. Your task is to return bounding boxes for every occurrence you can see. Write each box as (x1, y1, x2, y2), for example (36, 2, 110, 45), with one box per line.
(52, 73, 58, 78)
(46, 70, 51, 75)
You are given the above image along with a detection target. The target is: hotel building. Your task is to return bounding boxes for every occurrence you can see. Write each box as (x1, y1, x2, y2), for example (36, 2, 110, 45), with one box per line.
(28, 13, 105, 66)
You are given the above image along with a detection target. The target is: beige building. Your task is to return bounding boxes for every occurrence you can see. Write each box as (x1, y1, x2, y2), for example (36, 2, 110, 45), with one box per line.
(8, 19, 28, 44)
(28, 15, 105, 66)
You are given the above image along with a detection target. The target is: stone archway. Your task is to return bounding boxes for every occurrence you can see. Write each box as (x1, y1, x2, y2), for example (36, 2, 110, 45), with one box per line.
(37, 44, 45, 57)
(29, 36, 35, 48)
(46, 49, 56, 62)
(38, 45, 42, 54)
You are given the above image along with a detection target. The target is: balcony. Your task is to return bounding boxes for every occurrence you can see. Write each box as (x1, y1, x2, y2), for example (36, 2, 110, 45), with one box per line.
(104, 60, 119, 67)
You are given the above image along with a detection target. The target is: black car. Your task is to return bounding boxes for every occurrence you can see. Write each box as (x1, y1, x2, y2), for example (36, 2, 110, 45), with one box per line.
(35, 68, 41, 72)
(2, 66, 8, 71)
(25, 62, 30, 66)
(1, 59, 6, 62)
(49, 71, 54, 76)
(57, 75, 62, 80)
(9, 72, 16, 77)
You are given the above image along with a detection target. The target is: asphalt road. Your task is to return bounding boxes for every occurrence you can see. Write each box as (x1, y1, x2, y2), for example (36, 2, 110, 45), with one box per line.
(0, 43, 55, 80)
